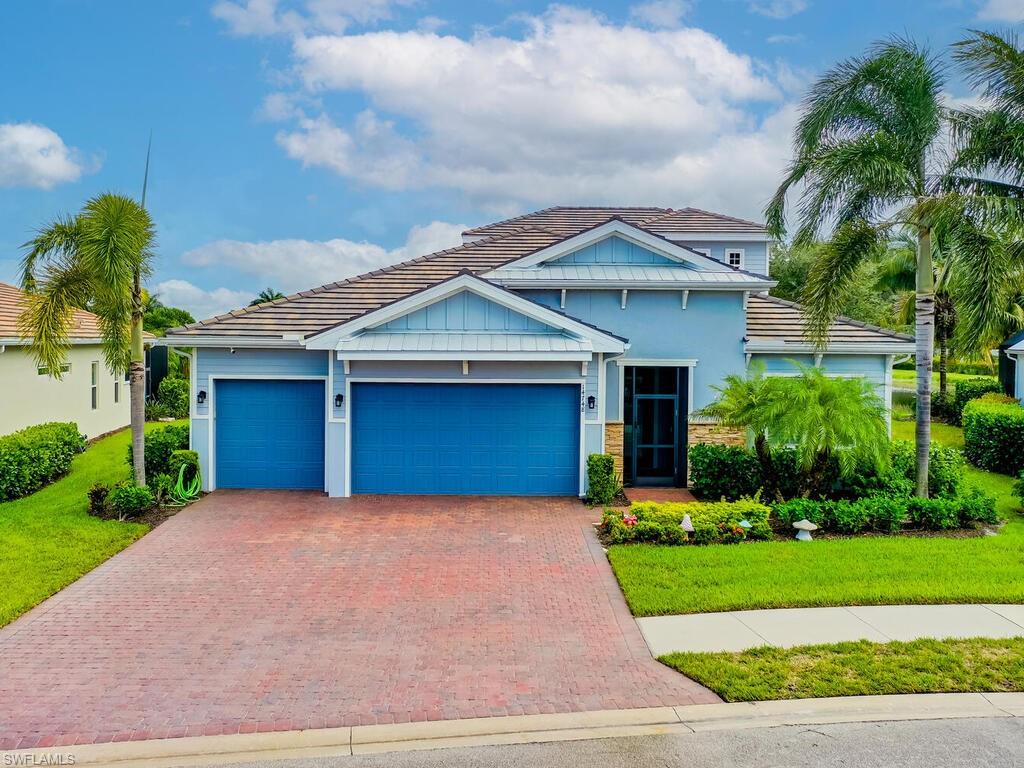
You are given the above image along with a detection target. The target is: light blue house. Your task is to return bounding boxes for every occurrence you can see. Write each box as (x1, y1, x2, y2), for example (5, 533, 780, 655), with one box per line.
(161, 207, 914, 496)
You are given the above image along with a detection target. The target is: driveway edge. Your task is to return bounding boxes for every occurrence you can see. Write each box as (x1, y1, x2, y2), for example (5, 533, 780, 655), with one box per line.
(5, 693, 1024, 766)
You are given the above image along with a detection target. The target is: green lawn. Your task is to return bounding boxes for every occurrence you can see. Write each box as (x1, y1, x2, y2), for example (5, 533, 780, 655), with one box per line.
(608, 421, 1024, 616)
(661, 637, 1024, 702)
(891, 369, 996, 390)
(0, 421, 185, 628)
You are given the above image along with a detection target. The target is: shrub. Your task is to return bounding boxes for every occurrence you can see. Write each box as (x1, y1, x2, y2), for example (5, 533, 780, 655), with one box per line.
(88, 483, 110, 518)
(149, 473, 174, 506)
(586, 454, 618, 504)
(144, 400, 173, 421)
(688, 443, 761, 501)
(881, 440, 964, 498)
(952, 378, 1003, 425)
(907, 497, 961, 530)
(958, 487, 999, 526)
(169, 450, 200, 484)
(866, 494, 908, 533)
(931, 391, 956, 422)
(107, 482, 155, 520)
(633, 520, 664, 543)
(128, 423, 189, 478)
(157, 377, 189, 419)
(824, 499, 873, 533)
(773, 498, 827, 528)
(637, 498, 772, 545)
(963, 399, 1024, 474)
(0, 422, 85, 501)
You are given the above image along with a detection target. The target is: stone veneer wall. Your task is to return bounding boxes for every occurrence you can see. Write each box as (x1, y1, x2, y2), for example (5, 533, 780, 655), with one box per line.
(687, 421, 747, 448)
(604, 421, 624, 478)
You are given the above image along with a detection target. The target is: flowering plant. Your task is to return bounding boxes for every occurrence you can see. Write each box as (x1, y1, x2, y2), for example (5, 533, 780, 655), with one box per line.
(622, 512, 638, 527)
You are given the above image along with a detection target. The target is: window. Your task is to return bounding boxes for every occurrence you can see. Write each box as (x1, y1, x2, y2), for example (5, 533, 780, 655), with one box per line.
(90, 361, 99, 410)
(114, 380, 120, 404)
(726, 249, 744, 269)
(37, 363, 71, 376)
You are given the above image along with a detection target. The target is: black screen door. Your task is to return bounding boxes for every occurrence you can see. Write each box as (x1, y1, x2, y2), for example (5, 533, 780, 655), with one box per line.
(632, 393, 677, 485)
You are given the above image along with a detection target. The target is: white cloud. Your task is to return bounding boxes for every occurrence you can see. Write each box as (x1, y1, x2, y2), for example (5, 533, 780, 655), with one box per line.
(977, 0, 1024, 21)
(169, 220, 466, 319)
(0, 122, 91, 189)
(268, 7, 791, 217)
(748, 0, 808, 19)
(629, 0, 692, 28)
(211, 0, 415, 36)
(151, 279, 252, 320)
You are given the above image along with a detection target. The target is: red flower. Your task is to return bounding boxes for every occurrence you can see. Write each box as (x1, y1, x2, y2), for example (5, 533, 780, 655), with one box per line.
(623, 513, 638, 527)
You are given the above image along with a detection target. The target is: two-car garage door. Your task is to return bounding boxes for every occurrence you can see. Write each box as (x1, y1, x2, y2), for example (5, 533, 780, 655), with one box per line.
(214, 380, 581, 495)
(351, 383, 580, 495)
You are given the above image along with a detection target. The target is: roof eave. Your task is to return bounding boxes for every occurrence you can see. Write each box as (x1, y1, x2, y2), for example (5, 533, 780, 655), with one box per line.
(745, 341, 916, 355)
(488, 278, 776, 290)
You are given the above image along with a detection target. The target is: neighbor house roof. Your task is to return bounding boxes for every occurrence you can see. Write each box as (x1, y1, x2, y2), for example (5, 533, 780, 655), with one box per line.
(0, 281, 108, 343)
(746, 295, 914, 350)
(463, 206, 768, 238)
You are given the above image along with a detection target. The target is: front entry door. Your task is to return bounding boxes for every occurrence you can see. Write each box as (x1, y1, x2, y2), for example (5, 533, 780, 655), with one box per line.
(632, 394, 678, 486)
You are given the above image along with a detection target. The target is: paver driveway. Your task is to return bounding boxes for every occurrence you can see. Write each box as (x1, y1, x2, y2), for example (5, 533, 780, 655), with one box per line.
(0, 492, 717, 749)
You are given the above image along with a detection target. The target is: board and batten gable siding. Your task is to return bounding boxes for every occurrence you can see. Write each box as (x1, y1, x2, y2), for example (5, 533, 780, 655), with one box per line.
(377, 291, 557, 333)
(671, 240, 769, 275)
(548, 235, 682, 266)
(517, 288, 747, 417)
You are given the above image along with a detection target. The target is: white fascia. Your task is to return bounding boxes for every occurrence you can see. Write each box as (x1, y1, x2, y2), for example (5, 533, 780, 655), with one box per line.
(304, 272, 627, 354)
(155, 335, 304, 348)
(495, 219, 728, 272)
(489, 278, 775, 291)
(745, 341, 917, 355)
(656, 232, 770, 243)
(334, 350, 594, 362)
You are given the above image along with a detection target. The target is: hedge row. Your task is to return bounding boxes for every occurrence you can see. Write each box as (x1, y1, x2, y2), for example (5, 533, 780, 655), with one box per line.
(963, 398, 1024, 475)
(600, 499, 771, 546)
(688, 440, 965, 502)
(951, 378, 1003, 425)
(0, 422, 85, 501)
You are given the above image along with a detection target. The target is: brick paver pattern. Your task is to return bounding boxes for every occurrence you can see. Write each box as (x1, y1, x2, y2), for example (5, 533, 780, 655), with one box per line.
(0, 492, 717, 748)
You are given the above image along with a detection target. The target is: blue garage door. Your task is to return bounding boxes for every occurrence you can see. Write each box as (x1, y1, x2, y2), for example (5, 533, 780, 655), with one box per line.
(352, 383, 580, 495)
(215, 379, 325, 489)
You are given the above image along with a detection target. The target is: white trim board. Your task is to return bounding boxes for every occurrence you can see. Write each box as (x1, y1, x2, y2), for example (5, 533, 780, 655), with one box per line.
(746, 342, 915, 355)
(615, 358, 699, 367)
(335, 349, 594, 362)
(496, 219, 730, 272)
(656, 231, 769, 242)
(304, 272, 627, 354)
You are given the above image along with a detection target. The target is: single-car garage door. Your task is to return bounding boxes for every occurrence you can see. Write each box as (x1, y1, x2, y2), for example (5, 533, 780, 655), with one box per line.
(352, 382, 580, 495)
(215, 379, 325, 489)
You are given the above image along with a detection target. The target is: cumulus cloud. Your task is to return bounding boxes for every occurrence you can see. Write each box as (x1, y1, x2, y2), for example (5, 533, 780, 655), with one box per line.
(263, 7, 792, 218)
(629, 0, 692, 28)
(167, 221, 466, 319)
(977, 0, 1024, 21)
(766, 33, 804, 44)
(0, 122, 91, 189)
(748, 0, 808, 19)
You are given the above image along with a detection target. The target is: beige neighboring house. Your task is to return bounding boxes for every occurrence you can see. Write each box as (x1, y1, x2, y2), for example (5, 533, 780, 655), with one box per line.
(0, 281, 142, 438)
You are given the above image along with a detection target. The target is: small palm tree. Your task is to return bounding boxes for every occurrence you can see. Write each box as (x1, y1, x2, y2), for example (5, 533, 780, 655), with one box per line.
(19, 193, 155, 485)
(766, 37, 1017, 497)
(250, 288, 286, 306)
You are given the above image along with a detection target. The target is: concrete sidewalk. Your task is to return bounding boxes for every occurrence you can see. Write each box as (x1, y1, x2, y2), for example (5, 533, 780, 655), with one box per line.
(637, 604, 1024, 655)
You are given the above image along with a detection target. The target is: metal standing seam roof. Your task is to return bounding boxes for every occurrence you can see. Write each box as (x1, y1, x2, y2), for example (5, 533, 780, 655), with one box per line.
(746, 294, 914, 346)
(486, 264, 772, 285)
(336, 332, 593, 354)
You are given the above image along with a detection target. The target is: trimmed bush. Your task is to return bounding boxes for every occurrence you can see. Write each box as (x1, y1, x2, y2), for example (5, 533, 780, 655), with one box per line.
(156, 377, 189, 419)
(883, 440, 964, 498)
(128, 423, 189, 478)
(907, 496, 961, 530)
(688, 443, 761, 501)
(107, 482, 155, 520)
(586, 453, 618, 504)
(88, 483, 110, 517)
(0, 422, 85, 501)
(149, 473, 174, 506)
(963, 399, 1024, 474)
(169, 449, 200, 484)
(773, 498, 828, 528)
(600, 498, 772, 546)
(952, 378, 1003, 425)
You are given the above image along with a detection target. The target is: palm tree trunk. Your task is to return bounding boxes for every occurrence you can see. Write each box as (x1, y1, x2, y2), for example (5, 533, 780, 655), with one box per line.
(915, 225, 935, 498)
(130, 272, 146, 486)
(938, 327, 948, 398)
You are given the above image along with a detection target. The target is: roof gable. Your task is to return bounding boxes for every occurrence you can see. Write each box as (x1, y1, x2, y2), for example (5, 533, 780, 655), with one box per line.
(375, 290, 561, 334)
(546, 235, 680, 267)
(305, 271, 627, 353)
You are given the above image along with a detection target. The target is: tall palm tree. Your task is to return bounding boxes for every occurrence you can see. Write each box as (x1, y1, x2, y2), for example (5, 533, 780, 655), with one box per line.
(766, 38, 1016, 497)
(250, 288, 285, 306)
(19, 193, 155, 485)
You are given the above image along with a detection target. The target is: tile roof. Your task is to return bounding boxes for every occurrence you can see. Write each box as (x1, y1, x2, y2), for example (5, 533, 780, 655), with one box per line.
(0, 281, 138, 342)
(746, 294, 913, 346)
(169, 208, 775, 340)
(464, 206, 767, 238)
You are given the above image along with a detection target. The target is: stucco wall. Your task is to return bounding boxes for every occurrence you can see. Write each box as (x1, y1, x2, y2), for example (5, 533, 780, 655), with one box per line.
(0, 344, 130, 438)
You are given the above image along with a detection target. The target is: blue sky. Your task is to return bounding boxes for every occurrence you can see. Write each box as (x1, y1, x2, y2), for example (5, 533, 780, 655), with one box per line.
(1, 0, 1020, 319)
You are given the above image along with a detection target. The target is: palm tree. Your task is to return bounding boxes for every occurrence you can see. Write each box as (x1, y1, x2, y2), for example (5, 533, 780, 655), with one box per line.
(765, 38, 1016, 497)
(250, 288, 285, 306)
(19, 193, 155, 485)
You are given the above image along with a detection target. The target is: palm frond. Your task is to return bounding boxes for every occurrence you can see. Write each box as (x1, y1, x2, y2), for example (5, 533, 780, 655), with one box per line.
(20, 214, 82, 292)
(953, 29, 1024, 115)
(17, 260, 94, 379)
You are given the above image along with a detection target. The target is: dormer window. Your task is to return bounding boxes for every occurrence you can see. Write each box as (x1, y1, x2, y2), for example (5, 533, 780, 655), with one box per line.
(726, 249, 744, 269)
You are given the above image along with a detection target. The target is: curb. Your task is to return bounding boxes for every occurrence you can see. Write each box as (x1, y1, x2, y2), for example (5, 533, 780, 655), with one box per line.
(5, 693, 1024, 767)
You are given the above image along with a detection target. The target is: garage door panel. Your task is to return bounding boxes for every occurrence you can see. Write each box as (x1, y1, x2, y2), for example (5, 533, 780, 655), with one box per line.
(215, 379, 325, 490)
(352, 383, 579, 495)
